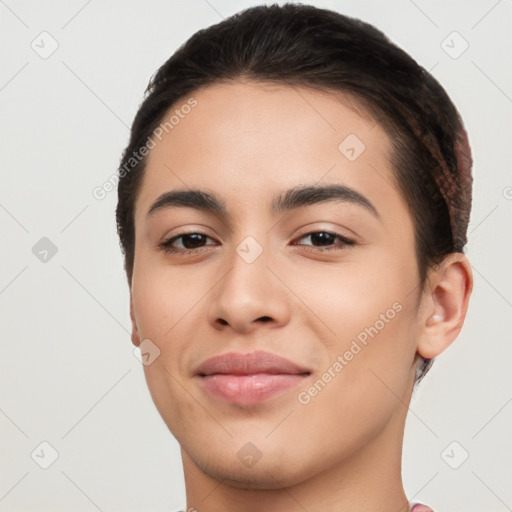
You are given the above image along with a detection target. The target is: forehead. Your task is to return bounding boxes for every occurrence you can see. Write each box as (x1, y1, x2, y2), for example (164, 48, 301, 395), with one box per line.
(134, 80, 406, 225)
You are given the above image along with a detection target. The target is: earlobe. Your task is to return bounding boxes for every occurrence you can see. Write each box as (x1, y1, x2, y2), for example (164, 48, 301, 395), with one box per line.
(130, 294, 141, 348)
(417, 253, 473, 359)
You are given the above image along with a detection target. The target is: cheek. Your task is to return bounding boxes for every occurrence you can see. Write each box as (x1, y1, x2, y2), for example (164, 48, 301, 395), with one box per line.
(131, 264, 201, 432)
(286, 250, 415, 342)
(293, 301, 418, 453)
(288, 248, 419, 398)
(131, 257, 203, 345)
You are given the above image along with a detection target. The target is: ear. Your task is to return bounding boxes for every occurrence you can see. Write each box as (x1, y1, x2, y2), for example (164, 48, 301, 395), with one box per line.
(130, 293, 141, 348)
(417, 253, 473, 359)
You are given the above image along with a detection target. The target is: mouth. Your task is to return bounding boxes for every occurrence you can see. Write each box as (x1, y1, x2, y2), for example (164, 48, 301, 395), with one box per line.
(194, 351, 312, 406)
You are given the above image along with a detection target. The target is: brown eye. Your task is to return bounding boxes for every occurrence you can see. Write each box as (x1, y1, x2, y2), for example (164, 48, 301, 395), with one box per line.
(160, 232, 215, 254)
(294, 231, 356, 251)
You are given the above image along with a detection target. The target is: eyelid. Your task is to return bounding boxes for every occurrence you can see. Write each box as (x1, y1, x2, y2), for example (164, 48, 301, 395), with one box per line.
(292, 221, 360, 242)
(159, 224, 215, 243)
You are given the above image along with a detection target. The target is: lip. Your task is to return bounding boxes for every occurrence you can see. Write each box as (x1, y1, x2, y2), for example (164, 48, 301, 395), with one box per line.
(195, 350, 311, 376)
(195, 351, 311, 406)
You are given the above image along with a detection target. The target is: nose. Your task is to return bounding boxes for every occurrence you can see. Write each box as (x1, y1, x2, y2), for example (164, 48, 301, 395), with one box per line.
(207, 238, 291, 334)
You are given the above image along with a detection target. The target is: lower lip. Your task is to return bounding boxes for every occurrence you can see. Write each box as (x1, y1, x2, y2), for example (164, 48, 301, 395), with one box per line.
(199, 373, 310, 405)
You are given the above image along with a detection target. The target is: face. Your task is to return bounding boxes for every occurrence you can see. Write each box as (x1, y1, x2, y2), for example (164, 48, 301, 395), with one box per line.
(130, 80, 424, 489)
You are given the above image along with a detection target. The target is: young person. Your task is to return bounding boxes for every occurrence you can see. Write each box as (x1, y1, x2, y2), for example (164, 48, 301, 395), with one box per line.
(115, 4, 473, 511)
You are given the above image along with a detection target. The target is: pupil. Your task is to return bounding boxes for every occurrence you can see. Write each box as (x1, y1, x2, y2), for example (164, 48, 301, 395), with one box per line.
(311, 232, 333, 246)
(183, 234, 205, 249)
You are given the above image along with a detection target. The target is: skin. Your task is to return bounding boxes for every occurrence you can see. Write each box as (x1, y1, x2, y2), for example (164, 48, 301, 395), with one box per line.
(128, 80, 473, 512)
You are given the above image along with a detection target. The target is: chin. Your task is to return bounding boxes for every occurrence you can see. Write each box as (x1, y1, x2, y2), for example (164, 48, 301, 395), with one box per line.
(200, 457, 309, 489)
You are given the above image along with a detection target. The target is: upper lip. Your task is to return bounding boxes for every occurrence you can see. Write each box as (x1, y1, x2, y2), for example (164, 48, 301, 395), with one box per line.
(195, 351, 311, 376)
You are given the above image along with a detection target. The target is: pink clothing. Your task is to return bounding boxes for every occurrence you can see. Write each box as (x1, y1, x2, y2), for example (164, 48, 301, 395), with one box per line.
(411, 504, 434, 512)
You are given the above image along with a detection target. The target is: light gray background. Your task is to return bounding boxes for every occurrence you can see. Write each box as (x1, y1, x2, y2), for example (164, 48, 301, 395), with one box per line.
(1, 1, 511, 511)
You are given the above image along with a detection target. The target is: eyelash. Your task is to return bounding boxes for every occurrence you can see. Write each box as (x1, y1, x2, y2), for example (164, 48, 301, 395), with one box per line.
(159, 230, 356, 255)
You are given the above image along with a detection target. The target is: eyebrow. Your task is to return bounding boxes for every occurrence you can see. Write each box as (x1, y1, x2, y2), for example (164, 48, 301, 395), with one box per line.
(146, 184, 379, 220)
